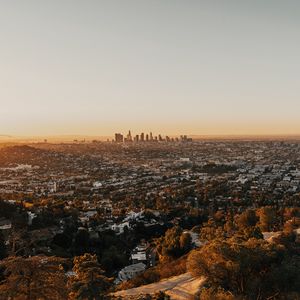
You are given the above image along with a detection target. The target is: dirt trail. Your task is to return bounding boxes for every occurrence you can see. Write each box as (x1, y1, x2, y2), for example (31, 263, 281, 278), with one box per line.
(113, 272, 205, 299)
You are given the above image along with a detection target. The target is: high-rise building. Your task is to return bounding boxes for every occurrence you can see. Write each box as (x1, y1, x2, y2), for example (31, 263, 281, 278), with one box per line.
(140, 132, 145, 142)
(181, 135, 190, 142)
(127, 130, 132, 142)
(150, 132, 153, 141)
(115, 133, 124, 143)
(146, 134, 149, 142)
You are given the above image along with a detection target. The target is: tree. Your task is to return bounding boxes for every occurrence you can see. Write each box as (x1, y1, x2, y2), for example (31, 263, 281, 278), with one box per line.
(199, 287, 235, 300)
(187, 237, 298, 299)
(213, 211, 225, 226)
(240, 226, 263, 240)
(0, 201, 17, 219)
(52, 232, 73, 249)
(284, 207, 300, 228)
(68, 253, 111, 300)
(199, 219, 225, 241)
(223, 213, 236, 237)
(73, 228, 90, 255)
(100, 246, 127, 274)
(156, 226, 192, 262)
(179, 232, 192, 253)
(235, 209, 258, 230)
(0, 256, 67, 300)
(257, 206, 278, 232)
(8, 229, 32, 256)
(152, 291, 170, 300)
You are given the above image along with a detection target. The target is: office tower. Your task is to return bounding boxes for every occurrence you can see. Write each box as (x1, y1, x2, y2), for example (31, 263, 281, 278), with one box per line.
(127, 130, 132, 142)
(181, 135, 188, 142)
(135, 135, 139, 142)
(146, 134, 149, 142)
(158, 134, 162, 141)
(115, 133, 124, 143)
(140, 132, 145, 142)
(150, 132, 153, 141)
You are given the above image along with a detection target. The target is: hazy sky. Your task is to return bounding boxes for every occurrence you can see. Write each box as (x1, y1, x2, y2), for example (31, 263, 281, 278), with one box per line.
(1, 0, 300, 137)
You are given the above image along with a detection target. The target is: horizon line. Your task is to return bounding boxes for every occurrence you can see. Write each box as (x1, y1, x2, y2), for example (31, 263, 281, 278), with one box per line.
(3, 133, 300, 142)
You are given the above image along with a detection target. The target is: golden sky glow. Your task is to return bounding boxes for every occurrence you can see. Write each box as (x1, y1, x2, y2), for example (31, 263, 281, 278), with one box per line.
(0, 1, 300, 137)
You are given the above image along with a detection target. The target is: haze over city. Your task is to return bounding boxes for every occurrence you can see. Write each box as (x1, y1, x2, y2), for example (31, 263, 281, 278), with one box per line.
(1, 0, 300, 137)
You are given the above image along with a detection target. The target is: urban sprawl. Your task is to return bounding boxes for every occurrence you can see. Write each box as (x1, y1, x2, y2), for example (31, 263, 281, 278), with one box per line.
(0, 137, 299, 299)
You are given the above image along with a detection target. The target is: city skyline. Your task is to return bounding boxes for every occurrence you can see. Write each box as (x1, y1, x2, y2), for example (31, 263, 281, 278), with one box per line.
(114, 130, 191, 143)
(1, 1, 300, 136)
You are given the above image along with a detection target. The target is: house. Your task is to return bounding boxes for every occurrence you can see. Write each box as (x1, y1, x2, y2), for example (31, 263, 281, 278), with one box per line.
(111, 221, 130, 234)
(0, 217, 12, 241)
(131, 242, 149, 265)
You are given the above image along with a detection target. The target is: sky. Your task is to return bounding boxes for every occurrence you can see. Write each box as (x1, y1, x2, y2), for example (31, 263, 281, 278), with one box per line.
(0, 0, 300, 137)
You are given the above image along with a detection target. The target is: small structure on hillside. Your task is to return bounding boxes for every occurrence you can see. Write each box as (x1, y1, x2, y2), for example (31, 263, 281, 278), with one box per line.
(118, 262, 146, 282)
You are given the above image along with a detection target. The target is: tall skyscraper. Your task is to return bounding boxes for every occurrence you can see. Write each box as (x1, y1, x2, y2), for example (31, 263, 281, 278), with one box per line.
(140, 132, 145, 142)
(150, 132, 153, 141)
(127, 130, 132, 142)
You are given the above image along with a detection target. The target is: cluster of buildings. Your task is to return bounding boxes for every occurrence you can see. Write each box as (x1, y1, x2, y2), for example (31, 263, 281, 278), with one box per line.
(1, 141, 300, 217)
(1, 140, 300, 281)
(1, 141, 300, 213)
(115, 130, 192, 143)
(118, 241, 155, 282)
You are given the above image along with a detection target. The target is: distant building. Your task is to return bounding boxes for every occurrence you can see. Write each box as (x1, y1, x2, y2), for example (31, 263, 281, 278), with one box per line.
(127, 130, 132, 142)
(150, 132, 153, 141)
(180, 135, 192, 142)
(115, 133, 124, 143)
